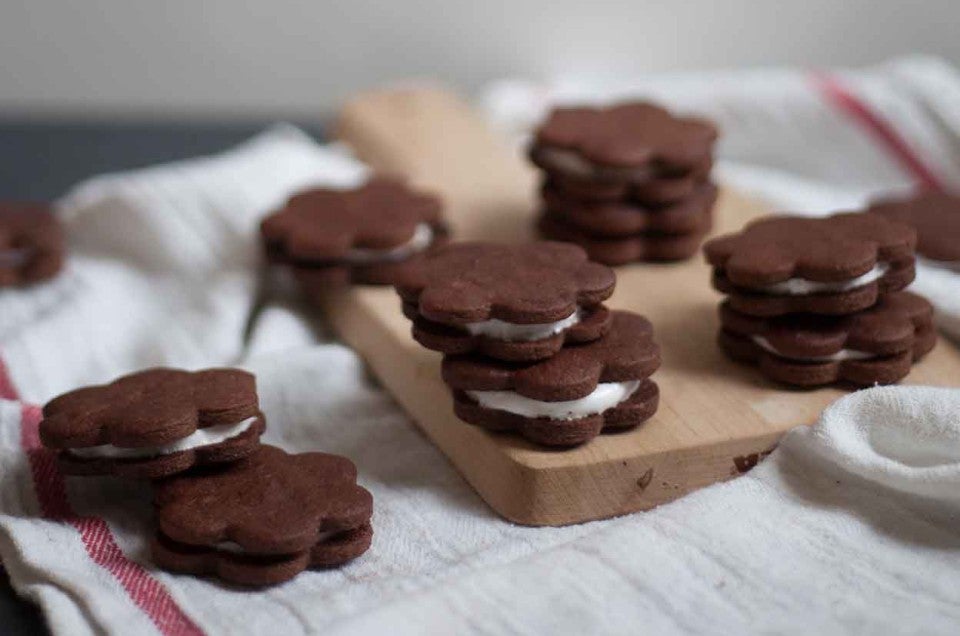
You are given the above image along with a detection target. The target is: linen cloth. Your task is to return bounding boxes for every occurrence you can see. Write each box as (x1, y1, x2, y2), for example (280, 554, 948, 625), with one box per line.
(0, 57, 959, 635)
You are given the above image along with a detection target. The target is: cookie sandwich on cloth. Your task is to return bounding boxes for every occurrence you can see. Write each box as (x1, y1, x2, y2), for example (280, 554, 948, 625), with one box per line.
(260, 177, 447, 288)
(704, 212, 935, 387)
(530, 102, 719, 264)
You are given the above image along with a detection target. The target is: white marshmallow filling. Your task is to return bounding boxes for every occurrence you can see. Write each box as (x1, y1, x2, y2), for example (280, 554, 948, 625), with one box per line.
(464, 308, 583, 342)
(467, 380, 640, 421)
(751, 336, 877, 363)
(748, 263, 889, 296)
(344, 223, 434, 264)
(214, 530, 341, 555)
(69, 416, 258, 460)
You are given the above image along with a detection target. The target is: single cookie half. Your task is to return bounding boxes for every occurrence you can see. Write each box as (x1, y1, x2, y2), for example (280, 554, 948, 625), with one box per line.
(719, 291, 936, 387)
(395, 241, 616, 361)
(545, 158, 713, 205)
(260, 178, 448, 286)
(0, 202, 64, 287)
(538, 213, 711, 265)
(704, 212, 917, 316)
(441, 311, 661, 447)
(40, 368, 265, 479)
(152, 445, 373, 587)
(530, 102, 718, 183)
(867, 191, 960, 269)
(541, 181, 717, 238)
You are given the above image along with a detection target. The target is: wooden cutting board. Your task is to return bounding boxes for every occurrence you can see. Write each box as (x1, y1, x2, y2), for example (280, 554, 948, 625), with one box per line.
(322, 85, 960, 526)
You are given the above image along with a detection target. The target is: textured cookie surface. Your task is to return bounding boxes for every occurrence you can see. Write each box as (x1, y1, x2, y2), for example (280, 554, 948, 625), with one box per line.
(442, 311, 661, 446)
(704, 212, 917, 287)
(542, 181, 717, 237)
(404, 301, 612, 362)
(395, 241, 616, 324)
(152, 445, 373, 587)
(538, 214, 710, 265)
(0, 202, 65, 286)
(532, 102, 717, 172)
(40, 368, 263, 478)
(546, 159, 713, 204)
(260, 178, 446, 262)
(868, 191, 960, 263)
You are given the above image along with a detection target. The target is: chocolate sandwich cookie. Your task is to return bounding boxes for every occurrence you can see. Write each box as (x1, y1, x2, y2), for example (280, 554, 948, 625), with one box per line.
(260, 178, 447, 286)
(152, 445, 373, 587)
(538, 213, 711, 265)
(704, 212, 917, 317)
(40, 368, 265, 479)
(530, 102, 718, 184)
(395, 241, 616, 361)
(442, 311, 661, 447)
(547, 159, 714, 205)
(541, 181, 718, 238)
(719, 291, 936, 387)
(868, 191, 960, 271)
(0, 202, 64, 287)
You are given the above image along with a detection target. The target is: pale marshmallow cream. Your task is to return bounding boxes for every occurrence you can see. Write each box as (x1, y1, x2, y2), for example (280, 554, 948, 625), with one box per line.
(464, 308, 583, 342)
(345, 223, 433, 264)
(536, 147, 652, 181)
(215, 530, 339, 554)
(0, 248, 31, 268)
(752, 336, 876, 363)
(467, 380, 640, 421)
(755, 263, 889, 296)
(70, 416, 258, 460)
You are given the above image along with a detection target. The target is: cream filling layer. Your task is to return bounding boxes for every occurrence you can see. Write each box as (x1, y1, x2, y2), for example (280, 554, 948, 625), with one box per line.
(215, 530, 339, 554)
(346, 223, 433, 264)
(537, 147, 652, 181)
(467, 380, 640, 420)
(752, 336, 876, 363)
(756, 263, 889, 296)
(464, 308, 582, 342)
(70, 416, 258, 460)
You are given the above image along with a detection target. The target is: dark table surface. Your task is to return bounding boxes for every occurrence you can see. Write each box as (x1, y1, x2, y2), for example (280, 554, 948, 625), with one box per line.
(0, 118, 324, 635)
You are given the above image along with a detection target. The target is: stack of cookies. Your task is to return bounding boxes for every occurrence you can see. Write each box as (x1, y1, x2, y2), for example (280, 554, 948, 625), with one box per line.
(39, 367, 373, 587)
(704, 212, 937, 387)
(395, 241, 661, 447)
(260, 177, 447, 289)
(530, 102, 719, 265)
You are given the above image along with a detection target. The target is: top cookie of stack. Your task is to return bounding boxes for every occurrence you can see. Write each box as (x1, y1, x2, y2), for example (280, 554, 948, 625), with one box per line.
(531, 102, 719, 265)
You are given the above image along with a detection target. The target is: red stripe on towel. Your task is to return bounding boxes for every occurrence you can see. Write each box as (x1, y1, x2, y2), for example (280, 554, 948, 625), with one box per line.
(812, 73, 945, 191)
(13, 388, 203, 635)
(0, 357, 19, 400)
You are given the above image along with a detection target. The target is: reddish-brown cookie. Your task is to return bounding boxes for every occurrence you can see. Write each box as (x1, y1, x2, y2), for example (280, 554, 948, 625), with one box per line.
(704, 212, 917, 316)
(541, 181, 717, 238)
(395, 241, 616, 360)
(152, 445, 373, 587)
(260, 178, 447, 286)
(867, 191, 960, 264)
(546, 158, 713, 205)
(538, 213, 710, 265)
(442, 311, 661, 447)
(719, 291, 935, 387)
(531, 102, 717, 181)
(0, 202, 64, 287)
(40, 368, 264, 479)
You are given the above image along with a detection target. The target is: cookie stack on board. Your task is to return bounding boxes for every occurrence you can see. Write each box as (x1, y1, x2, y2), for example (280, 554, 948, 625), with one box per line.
(395, 241, 661, 447)
(530, 102, 719, 265)
(704, 212, 937, 387)
(38, 367, 373, 587)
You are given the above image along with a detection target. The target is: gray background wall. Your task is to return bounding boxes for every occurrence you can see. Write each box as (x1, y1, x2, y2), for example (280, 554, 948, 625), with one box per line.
(2, 0, 959, 120)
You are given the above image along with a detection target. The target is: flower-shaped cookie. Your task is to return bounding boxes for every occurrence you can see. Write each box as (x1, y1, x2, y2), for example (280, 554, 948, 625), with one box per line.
(704, 212, 917, 316)
(0, 202, 64, 286)
(442, 311, 661, 446)
(868, 191, 960, 264)
(719, 291, 936, 387)
(152, 445, 373, 587)
(40, 368, 264, 478)
(532, 102, 718, 177)
(395, 241, 617, 361)
(260, 178, 446, 283)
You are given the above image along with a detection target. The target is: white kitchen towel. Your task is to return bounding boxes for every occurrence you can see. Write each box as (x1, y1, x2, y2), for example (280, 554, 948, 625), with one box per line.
(0, 57, 959, 636)
(484, 54, 960, 341)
